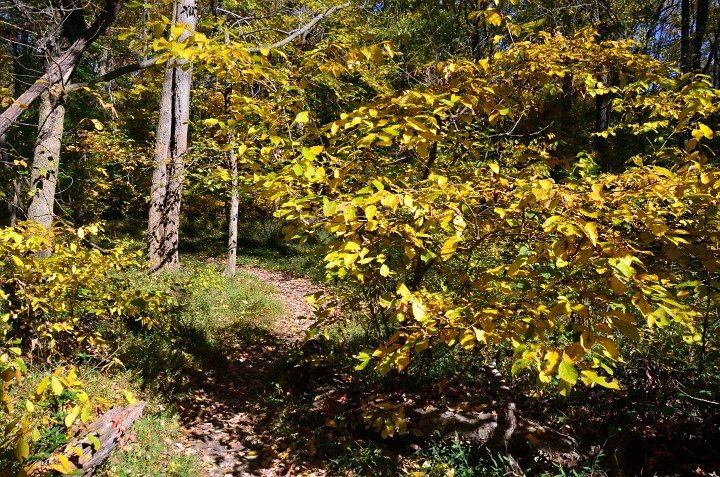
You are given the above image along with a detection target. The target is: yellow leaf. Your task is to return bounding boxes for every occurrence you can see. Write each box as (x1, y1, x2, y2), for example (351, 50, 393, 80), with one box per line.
(440, 236, 460, 261)
(488, 162, 499, 174)
(50, 455, 74, 474)
(486, 9, 502, 26)
(412, 300, 426, 321)
(77, 227, 85, 239)
(343, 205, 356, 221)
(397, 283, 411, 299)
(36, 376, 49, 397)
(11, 255, 23, 267)
(65, 405, 81, 428)
(583, 222, 598, 246)
(365, 204, 377, 221)
(558, 361, 578, 385)
(543, 350, 560, 374)
(260, 47, 270, 56)
(395, 352, 410, 371)
(123, 390, 138, 404)
(15, 438, 29, 461)
(295, 111, 309, 124)
(50, 376, 63, 396)
(698, 123, 714, 139)
(380, 264, 390, 277)
(81, 406, 91, 423)
(25, 400, 34, 413)
(170, 25, 185, 40)
(459, 329, 475, 350)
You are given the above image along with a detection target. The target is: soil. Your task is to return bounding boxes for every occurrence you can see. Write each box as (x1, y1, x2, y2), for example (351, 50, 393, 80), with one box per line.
(175, 265, 326, 477)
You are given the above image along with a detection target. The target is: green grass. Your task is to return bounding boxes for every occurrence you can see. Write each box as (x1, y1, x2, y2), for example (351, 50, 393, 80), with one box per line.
(1, 257, 287, 476)
(111, 258, 283, 393)
(95, 408, 205, 477)
(94, 259, 285, 475)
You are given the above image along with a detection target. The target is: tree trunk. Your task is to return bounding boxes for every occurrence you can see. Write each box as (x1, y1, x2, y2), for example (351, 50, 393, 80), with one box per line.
(681, 0, 691, 72)
(147, 0, 196, 272)
(0, 133, 24, 227)
(692, 0, 710, 71)
(224, 146, 239, 276)
(0, 0, 123, 137)
(595, 77, 610, 171)
(27, 88, 66, 231)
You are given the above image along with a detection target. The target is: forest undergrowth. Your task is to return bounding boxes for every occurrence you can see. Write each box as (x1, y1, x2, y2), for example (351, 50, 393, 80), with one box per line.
(0, 221, 718, 476)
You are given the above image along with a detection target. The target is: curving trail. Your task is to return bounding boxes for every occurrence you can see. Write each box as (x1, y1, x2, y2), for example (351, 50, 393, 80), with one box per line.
(175, 265, 325, 477)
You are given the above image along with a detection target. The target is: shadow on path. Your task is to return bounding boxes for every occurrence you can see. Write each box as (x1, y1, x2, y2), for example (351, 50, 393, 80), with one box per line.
(173, 266, 321, 477)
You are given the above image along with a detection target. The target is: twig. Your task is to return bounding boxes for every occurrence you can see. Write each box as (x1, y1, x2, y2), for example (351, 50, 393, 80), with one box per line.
(247, 2, 349, 53)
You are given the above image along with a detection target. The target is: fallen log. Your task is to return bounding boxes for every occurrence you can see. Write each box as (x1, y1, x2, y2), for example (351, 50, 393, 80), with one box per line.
(42, 401, 146, 476)
(409, 405, 581, 465)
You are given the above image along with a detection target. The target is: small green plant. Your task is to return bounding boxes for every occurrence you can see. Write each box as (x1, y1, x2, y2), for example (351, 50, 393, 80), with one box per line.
(405, 437, 510, 477)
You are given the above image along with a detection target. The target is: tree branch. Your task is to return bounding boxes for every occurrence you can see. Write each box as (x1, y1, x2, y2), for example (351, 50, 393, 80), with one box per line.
(247, 2, 349, 53)
(0, 0, 124, 137)
(66, 57, 160, 92)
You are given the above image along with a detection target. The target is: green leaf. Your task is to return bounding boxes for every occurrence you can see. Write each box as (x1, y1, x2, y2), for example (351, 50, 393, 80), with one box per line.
(558, 361, 578, 385)
(301, 147, 316, 161)
(511, 359, 530, 376)
(88, 434, 101, 451)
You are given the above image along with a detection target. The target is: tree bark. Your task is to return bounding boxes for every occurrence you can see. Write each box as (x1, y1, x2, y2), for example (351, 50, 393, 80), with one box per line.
(681, 0, 691, 72)
(692, 0, 710, 71)
(27, 88, 67, 233)
(0, 133, 25, 227)
(224, 145, 239, 276)
(147, 0, 196, 272)
(595, 78, 610, 170)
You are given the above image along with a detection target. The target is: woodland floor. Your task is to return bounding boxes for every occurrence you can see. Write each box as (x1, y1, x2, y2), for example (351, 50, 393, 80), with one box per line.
(174, 265, 324, 477)
(143, 262, 720, 477)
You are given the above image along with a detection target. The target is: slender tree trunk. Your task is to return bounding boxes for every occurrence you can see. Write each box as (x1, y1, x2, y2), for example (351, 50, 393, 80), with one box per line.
(692, 0, 710, 71)
(595, 79, 610, 170)
(224, 145, 239, 276)
(681, 0, 691, 72)
(27, 88, 67, 231)
(222, 23, 239, 277)
(594, 7, 611, 172)
(147, 0, 196, 272)
(0, 133, 24, 227)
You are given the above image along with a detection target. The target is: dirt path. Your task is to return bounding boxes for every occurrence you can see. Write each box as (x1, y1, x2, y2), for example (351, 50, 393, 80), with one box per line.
(176, 266, 325, 477)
